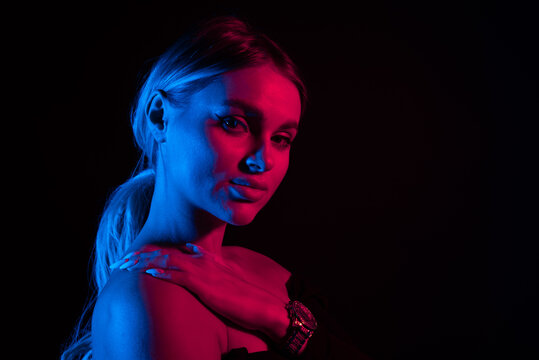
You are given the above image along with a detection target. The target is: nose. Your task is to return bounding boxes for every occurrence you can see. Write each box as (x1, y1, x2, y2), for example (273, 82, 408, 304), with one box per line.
(244, 144, 273, 173)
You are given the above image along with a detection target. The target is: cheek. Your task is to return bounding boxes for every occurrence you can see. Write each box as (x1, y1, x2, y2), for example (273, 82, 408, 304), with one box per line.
(165, 125, 219, 193)
(205, 129, 246, 174)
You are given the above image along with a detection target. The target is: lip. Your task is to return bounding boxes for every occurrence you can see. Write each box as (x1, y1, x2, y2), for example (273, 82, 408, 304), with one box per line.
(229, 178, 268, 202)
(230, 178, 268, 191)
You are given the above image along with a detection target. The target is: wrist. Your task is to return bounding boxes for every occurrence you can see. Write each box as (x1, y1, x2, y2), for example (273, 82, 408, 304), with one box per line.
(261, 300, 290, 342)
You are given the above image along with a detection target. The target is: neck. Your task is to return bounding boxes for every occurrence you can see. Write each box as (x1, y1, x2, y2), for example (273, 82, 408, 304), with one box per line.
(131, 166, 227, 259)
(134, 207, 227, 258)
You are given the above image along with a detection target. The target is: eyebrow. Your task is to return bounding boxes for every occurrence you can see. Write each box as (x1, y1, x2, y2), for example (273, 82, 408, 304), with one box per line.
(224, 99, 261, 116)
(276, 120, 299, 132)
(223, 98, 299, 131)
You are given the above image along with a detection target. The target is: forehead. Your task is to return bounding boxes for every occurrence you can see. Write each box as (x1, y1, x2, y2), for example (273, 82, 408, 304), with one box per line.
(197, 64, 302, 124)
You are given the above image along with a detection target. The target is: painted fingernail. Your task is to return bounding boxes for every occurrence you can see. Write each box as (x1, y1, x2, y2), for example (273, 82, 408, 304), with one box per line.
(110, 258, 128, 269)
(122, 251, 140, 260)
(145, 268, 165, 276)
(186, 243, 201, 254)
(119, 260, 137, 270)
(125, 259, 140, 270)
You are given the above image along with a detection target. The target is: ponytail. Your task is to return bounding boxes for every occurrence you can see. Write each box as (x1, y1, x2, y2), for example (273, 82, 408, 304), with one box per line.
(60, 169, 155, 360)
(94, 169, 155, 291)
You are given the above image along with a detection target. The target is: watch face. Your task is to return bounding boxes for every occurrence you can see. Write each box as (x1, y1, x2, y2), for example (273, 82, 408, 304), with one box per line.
(293, 301, 318, 330)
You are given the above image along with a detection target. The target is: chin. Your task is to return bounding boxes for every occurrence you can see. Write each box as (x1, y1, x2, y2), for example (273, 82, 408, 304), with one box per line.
(221, 202, 263, 226)
(227, 211, 259, 226)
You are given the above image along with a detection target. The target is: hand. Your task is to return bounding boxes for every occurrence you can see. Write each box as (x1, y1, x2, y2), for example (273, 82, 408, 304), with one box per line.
(110, 244, 290, 342)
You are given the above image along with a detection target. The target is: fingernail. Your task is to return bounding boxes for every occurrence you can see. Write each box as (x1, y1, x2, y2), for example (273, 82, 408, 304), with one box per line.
(110, 258, 128, 269)
(119, 260, 136, 270)
(186, 243, 201, 254)
(122, 251, 140, 259)
(146, 268, 164, 276)
(125, 259, 139, 270)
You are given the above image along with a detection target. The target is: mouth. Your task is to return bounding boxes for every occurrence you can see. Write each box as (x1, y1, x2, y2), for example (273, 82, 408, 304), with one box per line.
(230, 178, 268, 191)
(229, 178, 268, 202)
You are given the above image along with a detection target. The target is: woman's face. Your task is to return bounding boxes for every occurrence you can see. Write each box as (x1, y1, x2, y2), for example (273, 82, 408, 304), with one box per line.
(161, 64, 302, 225)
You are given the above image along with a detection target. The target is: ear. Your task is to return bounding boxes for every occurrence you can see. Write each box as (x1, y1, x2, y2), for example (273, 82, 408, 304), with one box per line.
(146, 90, 169, 143)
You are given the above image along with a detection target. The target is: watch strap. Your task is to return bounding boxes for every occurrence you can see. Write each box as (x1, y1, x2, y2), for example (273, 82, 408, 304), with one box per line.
(282, 300, 316, 356)
(285, 323, 312, 355)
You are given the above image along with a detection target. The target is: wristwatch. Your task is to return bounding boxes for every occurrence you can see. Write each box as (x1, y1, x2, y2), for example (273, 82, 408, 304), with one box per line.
(282, 300, 318, 355)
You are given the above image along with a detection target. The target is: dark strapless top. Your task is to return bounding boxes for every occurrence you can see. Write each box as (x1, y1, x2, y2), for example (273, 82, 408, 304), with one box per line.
(221, 273, 372, 360)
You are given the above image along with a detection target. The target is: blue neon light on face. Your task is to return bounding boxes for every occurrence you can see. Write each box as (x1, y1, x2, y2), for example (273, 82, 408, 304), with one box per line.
(158, 64, 301, 226)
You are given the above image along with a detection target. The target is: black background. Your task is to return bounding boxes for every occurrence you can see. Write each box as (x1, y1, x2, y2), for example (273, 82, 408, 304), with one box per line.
(10, 1, 538, 359)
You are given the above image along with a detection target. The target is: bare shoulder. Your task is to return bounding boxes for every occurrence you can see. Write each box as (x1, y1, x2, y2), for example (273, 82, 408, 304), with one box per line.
(92, 270, 225, 360)
(91, 271, 150, 359)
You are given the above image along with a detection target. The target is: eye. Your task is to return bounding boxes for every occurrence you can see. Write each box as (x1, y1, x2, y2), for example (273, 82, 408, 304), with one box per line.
(218, 115, 249, 134)
(272, 134, 293, 149)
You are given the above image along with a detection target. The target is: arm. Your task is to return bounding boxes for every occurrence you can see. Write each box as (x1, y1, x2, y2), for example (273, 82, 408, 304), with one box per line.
(91, 271, 223, 360)
(113, 245, 372, 359)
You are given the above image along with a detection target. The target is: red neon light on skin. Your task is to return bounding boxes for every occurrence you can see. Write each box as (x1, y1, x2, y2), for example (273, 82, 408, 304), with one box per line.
(94, 64, 302, 358)
(158, 63, 301, 227)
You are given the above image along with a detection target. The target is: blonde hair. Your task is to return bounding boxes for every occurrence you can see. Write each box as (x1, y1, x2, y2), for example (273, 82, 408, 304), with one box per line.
(61, 16, 306, 359)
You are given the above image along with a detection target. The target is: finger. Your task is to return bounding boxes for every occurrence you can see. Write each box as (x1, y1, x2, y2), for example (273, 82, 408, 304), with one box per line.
(122, 246, 203, 272)
(186, 243, 203, 255)
(123, 249, 162, 261)
(111, 250, 157, 269)
(124, 253, 186, 272)
(118, 250, 163, 269)
(145, 268, 191, 286)
(177, 243, 198, 254)
(145, 268, 166, 277)
(120, 258, 139, 270)
(110, 258, 129, 269)
(121, 250, 141, 260)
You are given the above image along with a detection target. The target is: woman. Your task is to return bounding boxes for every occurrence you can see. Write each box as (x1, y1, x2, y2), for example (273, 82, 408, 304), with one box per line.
(62, 16, 370, 360)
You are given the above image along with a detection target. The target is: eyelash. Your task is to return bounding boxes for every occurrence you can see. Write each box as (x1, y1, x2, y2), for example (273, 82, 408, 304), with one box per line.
(217, 115, 293, 149)
(218, 115, 248, 133)
(272, 135, 292, 149)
